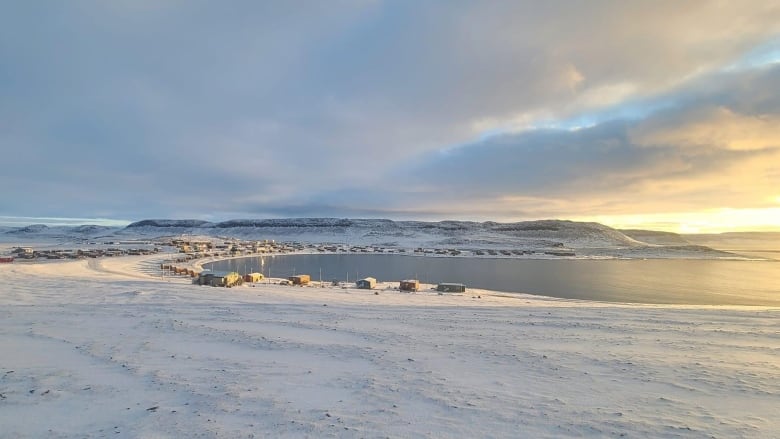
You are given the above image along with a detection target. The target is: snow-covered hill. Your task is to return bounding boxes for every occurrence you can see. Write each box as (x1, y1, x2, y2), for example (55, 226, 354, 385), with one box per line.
(2, 224, 120, 242)
(620, 229, 691, 246)
(122, 218, 637, 246)
(1, 218, 744, 259)
(119, 218, 734, 259)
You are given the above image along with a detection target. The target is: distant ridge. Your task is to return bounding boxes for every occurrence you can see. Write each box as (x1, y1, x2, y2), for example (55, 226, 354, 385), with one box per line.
(71, 225, 115, 234)
(214, 218, 355, 228)
(126, 219, 214, 228)
(127, 217, 633, 232)
(2, 223, 119, 240)
(123, 218, 645, 248)
(4, 224, 49, 234)
(112, 217, 747, 258)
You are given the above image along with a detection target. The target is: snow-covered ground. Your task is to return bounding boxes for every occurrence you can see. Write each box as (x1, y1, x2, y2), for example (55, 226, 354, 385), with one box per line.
(1, 254, 778, 438)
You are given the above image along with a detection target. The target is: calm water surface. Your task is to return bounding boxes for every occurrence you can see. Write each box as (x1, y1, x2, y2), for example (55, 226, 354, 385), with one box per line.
(206, 254, 780, 306)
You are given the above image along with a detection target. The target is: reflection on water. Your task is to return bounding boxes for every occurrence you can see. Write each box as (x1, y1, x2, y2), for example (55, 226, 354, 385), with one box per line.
(205, 254, 780, 306)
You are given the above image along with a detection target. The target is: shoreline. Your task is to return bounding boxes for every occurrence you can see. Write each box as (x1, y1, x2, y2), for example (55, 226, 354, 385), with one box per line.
(7, 251, 776, 311)
(196, 251, 780, 308)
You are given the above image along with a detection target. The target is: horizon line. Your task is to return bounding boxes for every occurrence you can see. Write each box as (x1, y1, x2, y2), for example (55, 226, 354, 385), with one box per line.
(1, 215, 779, 235)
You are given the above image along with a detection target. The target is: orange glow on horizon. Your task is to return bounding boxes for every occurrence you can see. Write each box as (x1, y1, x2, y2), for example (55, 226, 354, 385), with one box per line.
(577, 207, 780, 234)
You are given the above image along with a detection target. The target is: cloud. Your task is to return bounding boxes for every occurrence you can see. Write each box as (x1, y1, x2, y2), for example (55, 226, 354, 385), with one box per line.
(1, 1, 779, 223)
(631, 106, 780, 150)
(291, 65, 780, 220)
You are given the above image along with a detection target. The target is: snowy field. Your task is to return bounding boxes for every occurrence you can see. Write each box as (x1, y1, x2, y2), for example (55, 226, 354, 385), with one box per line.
(1, 255, 778, 438)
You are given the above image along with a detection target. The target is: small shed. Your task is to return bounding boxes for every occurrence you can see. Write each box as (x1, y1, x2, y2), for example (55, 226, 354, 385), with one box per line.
(356, 277, 377, 289)
(289, 274, 311, 285)
(400, 279, 420, 292)
(244, 272, 264, 283)
(436, 283, 466, 293)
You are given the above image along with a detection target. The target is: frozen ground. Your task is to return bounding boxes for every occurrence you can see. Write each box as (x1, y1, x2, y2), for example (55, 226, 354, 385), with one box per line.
(1, 255, 778, 438)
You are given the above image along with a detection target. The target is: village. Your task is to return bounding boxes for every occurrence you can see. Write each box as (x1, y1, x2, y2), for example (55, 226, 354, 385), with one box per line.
(0, 230, 577, 265)
(0, 234, 581, 295)
(150, 238, 470, 294)
(183, 267, 468, 295)
(0, 235, 573, 294)
(2, 244, 160, 261)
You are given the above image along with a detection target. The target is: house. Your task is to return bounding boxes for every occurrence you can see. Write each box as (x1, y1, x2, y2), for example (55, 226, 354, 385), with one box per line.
(196, 270, 240, 287)
(356, 277, 377, 289)
(289, 274, 310, 285)
(210, 272, 243, 287)
(193, 242, 210, 251)
(436, 283, 466, 293)
(400, 279, 420, 292)
(195, 271, 216, 285)
(243, 272, 264, 283)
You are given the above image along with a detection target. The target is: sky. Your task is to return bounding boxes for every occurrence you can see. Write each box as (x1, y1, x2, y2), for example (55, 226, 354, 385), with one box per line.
(1, 1, 780, 233)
